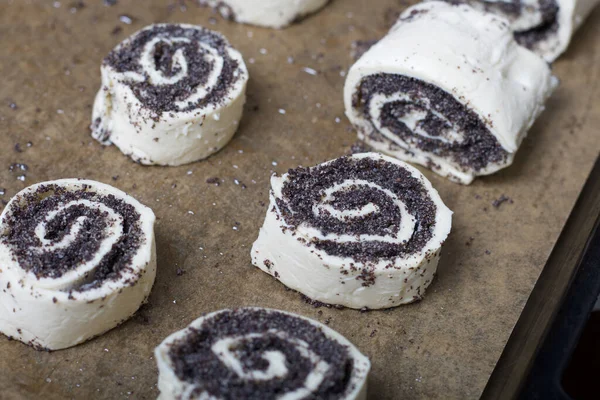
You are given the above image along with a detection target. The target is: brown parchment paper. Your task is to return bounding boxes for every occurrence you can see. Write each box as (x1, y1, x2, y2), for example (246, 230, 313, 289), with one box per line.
(0, 1, 598, 399)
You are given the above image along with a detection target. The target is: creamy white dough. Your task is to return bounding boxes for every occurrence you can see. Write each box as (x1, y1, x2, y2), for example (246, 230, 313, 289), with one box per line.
(344, 1, 558, 184)
(155, 308, 370, 400)
(251, 153, 453, 309)
(438, 0, 600, 62)
(199, 0, 330, 29)
(0, 179, 156, 350)
(92, 24, 248, 166)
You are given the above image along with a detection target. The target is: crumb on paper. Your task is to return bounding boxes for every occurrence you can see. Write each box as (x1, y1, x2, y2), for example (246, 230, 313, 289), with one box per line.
(492, 194, 513, 208)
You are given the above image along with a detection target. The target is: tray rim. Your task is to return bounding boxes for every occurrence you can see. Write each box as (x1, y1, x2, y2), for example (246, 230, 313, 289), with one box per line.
(482, 155, 600, 399)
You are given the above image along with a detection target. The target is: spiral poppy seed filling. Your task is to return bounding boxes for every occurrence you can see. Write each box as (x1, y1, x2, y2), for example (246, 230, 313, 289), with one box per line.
(168, 309, 355, 399)
(0, 180, 156, 350)
(104, 24, 239, 114)
(354, 74, 508, 173)
(1, 185, 143, 289)
(277, 155, 437, 262)
(344, 2, 558, 184)
(252, 153, 453, 308)
(92, 23, 248, 166)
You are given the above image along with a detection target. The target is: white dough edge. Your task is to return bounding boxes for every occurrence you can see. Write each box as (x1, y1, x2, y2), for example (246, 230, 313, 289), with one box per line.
(251, 153, 453, 309)
(92, 23, 248, 166)
(200, 0, 330, 29)
(360, 130, 487, 185)
(155, 307, 370, 400)
(343, 1, 558, 184)
(0, 179, 156, 350)
(534, 0, 599, 62)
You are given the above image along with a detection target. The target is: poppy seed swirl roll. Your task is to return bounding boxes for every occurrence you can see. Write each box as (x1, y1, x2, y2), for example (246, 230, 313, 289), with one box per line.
(0, 179, 156, 350)
(251, 153, 452, 309)
(92, 23, 248, 166)
(155, 308, 370, 400)
(438, 0, 599, 62)
(344, 2, 558, 184)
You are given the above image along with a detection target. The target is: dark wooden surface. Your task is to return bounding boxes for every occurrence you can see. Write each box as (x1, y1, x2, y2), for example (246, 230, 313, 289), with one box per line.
(0, 1, 598, 399)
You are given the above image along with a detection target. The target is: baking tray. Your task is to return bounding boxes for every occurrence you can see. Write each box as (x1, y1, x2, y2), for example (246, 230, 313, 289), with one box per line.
(0, 1, 599, 399)
(484, 156, 600, 399)
(520, 157, 600, 399)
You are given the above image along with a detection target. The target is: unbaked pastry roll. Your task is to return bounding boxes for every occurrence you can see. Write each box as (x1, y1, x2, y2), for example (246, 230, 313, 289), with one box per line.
(199, 0, 330, 29)
(155, 307, 370, 400)
(251, 153, 452, 309)
(92, 23, 248, 166)
(344, 1, 558, 184)
(0, 179, 156, 350)
(439, 0, 600, 62)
